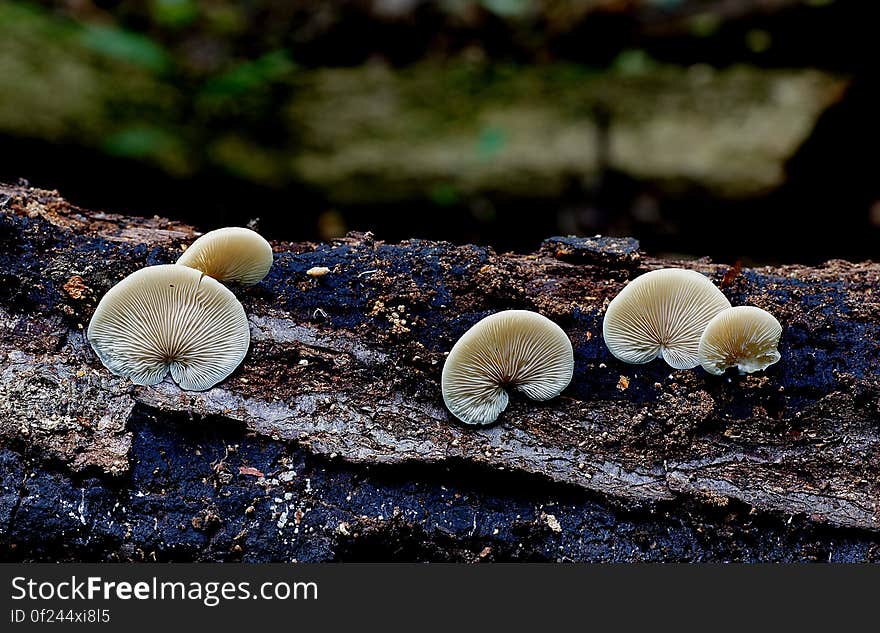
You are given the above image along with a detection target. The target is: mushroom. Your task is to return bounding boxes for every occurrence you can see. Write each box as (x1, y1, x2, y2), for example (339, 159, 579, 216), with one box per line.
(87, 264, 250, 391)
(698, 305, 782, 375)
(177, 227, 273, 285)
(603, 268, 731, 370)
(441, 310, 574, 426)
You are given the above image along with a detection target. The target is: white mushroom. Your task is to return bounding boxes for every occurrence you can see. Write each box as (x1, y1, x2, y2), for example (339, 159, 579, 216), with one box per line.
(698, 305, 782, 375)
(177, 227, 273, 285)
(603, 268, 731, 370)
(87, 264, 250, 391)
(441, 310, 574, 426)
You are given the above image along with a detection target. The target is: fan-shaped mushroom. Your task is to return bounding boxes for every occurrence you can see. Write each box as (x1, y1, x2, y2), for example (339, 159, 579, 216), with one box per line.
(87, 264, 250, 391)
(441, 310, 574, 426)
(698, 305, 782, 375)
(177, 227, 273, 285)
(603, 268, 731, 370)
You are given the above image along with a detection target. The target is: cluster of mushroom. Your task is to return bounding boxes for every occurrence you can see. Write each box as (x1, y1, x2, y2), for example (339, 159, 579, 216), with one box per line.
(90, 231, 779, 421)
(441, 268, 783, 427)
(87, 228, 273, 391)
(602, 268, 782, 376)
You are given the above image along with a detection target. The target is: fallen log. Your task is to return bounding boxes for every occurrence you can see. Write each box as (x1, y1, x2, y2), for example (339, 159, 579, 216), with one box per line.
(1, 182, 878, 562)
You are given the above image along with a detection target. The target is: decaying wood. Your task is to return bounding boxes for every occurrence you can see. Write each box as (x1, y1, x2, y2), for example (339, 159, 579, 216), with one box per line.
(1, 183, 878, 562)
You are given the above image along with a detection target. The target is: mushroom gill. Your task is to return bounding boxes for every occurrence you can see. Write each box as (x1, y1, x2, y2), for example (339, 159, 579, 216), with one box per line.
(698, 305, 782, 375)
(441, 310, 574, 426)
(87, 264, 250, 391)
(603, 268, 731, 370)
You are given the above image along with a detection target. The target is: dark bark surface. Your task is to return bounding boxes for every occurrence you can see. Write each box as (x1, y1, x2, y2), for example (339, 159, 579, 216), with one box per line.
(0, 182, 878, 562)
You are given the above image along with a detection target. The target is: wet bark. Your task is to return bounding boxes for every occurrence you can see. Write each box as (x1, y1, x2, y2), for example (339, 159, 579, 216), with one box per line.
(1, 182, 878, 562)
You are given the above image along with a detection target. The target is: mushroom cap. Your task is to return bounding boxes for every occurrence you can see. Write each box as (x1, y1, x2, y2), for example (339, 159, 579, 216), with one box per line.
(441, 310, 574, 426)
(177, 227, 273, 286)
(87, 264, 250, 391)
(698, 305, 782, 375)
(603, 268, 731, 370)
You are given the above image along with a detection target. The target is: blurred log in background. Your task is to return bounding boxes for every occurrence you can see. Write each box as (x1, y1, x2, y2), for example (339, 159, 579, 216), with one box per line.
(1, 0, 879, 262)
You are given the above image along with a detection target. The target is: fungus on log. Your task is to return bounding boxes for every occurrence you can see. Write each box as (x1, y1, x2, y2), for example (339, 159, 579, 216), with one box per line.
(442, 310, 574, 426)
(1, 183, 879, 562)
(177, 227, 274, 286)
(603, 268, 731, 370)
(87, 264, 251, 391)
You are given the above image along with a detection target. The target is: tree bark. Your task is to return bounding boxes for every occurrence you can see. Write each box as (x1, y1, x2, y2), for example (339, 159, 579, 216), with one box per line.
(1, 182, 878, 562)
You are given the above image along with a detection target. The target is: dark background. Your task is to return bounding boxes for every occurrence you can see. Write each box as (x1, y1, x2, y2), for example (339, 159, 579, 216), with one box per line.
(2, 0, 879, 263)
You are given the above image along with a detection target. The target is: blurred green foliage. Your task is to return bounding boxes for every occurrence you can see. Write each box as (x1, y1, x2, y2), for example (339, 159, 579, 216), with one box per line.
(103, 125, 177, 157)
(102, 125, 191, 174)
(0, 0, 850, 215)
(0, 1, 302, 179)
(612, 50, 657, 76)
(479, 0, 532, 17)
(78, 23, 172, 72)
(150, 0, 199, 28)
(429, 183, 462, 206)
(201, 51, 296, 98)
(688, 12, 722, 38)
(476, 126, 507, 161)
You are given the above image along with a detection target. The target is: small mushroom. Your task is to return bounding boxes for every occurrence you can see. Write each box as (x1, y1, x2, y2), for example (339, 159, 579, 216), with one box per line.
(87, 264, 250, 391)
(177, 227, 273, 285)
(441, 310, 574, 426)
(698, 305, 782, 375)
(603, 268, 731, 369)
